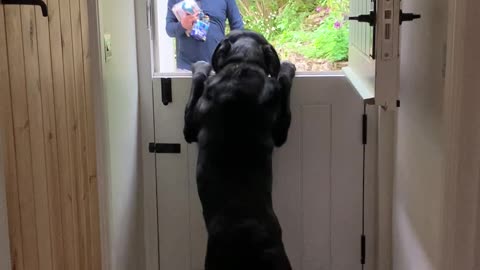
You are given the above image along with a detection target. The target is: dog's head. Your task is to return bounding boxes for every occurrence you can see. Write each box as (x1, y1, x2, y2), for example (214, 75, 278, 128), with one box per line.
(211, 30, 281, 77)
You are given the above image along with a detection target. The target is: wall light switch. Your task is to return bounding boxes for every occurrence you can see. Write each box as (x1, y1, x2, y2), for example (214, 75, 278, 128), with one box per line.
(104, 33, 112, 62)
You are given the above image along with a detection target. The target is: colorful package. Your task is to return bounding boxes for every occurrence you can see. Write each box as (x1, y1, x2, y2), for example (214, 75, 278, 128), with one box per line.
(172, 0, 201, 21)
(190, 12, 210, 41)
(172, 0, 210, 42)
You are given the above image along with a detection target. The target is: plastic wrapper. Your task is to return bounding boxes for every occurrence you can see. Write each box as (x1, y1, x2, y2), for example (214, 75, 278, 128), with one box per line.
(171, 0, 201, 22)
(172, 0, 210, 42)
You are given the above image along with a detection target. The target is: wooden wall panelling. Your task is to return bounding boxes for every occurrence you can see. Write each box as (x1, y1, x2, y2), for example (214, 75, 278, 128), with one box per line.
(35, 1, 65, 269)
(4, 5, 40, 270)
(48, 0, 77, 268)
(20, 5, 53, 270)
(0, 6, 25, 270)
(69, 0, 89, 268)
(59, 0, 82, 268)
(0, 1, 102, 269)
(79, 0, 102, 268)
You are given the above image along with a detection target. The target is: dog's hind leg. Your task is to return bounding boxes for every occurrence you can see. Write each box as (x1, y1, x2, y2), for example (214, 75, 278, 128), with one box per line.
(272, 61, 296, 147)
(184, 61, 212, 143)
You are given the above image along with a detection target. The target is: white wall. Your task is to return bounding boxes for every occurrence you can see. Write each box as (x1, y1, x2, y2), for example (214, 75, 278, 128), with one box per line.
(97, 0, 145, 269)
(393, 0, 448, 269)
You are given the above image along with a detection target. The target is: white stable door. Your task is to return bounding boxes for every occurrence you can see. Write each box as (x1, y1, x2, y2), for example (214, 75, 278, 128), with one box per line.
(152, 75, 365, 270)
(138, 0, 424, 269)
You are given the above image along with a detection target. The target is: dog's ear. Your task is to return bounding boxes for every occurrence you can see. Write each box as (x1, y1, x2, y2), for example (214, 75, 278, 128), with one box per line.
(263, 44, 281, 77)
(212, 39, 232, 72)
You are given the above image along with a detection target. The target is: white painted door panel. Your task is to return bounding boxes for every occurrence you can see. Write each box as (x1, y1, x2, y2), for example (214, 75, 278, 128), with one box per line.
(153, 79, 192, 270)
(153, 75, 364, 270)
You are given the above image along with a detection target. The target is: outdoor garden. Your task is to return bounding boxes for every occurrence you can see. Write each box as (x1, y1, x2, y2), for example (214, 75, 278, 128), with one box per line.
(236, 0, 350, 72)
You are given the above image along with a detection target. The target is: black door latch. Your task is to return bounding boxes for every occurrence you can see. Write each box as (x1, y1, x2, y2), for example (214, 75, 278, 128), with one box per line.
(350, 10, 421, 26)
(161, 78, 172, 106)
(349, 11, 376, 26)
(1, 0, 48, 17)
(349, 7, 377, 59)
(149, 143, 181, 154)
(399, 10, 421, 24)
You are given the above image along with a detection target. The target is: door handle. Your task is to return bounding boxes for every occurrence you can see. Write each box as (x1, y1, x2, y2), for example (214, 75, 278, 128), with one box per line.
(350, 9, 421, 26)
(399, 10, 421, 25)
(161, 78, 173, 105)
(349, 11, 376, 26)
(1, 0, 48, 17)
(349, 0, 377, 60)
(148, 143, 181, 154)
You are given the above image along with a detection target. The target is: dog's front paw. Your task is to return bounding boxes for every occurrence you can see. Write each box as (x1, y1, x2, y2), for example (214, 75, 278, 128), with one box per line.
(192, 61, 212, 76)
(280, 61, 296, 79)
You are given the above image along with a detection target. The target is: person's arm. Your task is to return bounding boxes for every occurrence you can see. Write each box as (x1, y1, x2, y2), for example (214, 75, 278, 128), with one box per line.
(166, 0, 186, 37)
(226, 0, 244, 30)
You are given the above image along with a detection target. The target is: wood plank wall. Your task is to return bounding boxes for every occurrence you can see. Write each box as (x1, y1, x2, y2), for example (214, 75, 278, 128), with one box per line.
(0, 1, 101, 269)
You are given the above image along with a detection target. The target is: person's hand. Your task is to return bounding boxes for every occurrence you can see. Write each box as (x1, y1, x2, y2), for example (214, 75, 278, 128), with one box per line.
(181, 13, 198, 32)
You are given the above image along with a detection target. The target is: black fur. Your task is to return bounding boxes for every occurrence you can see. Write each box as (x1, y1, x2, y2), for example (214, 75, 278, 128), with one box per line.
(184, 30, 296, 270)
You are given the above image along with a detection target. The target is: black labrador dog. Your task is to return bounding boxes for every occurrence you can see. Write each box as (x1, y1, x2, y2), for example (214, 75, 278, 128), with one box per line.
(184, 30, 296, 270)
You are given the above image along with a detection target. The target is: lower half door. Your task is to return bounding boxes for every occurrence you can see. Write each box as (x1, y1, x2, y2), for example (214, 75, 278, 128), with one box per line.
(152, 74, 365, 270)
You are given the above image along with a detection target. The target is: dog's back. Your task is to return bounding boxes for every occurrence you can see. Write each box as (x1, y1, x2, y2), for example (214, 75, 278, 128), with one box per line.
(195, 62, 278, 205)
(184, 30, 295, 270)
(196, 62, 280, 180)
(195, 63, 292, 270)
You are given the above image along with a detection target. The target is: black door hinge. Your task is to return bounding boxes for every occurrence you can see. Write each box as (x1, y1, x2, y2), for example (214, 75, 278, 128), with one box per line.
(161, 78, 172, 105)
(362, 114, 367, 145)
(361, 234, 366, 265)
(148, 143, 181, 154)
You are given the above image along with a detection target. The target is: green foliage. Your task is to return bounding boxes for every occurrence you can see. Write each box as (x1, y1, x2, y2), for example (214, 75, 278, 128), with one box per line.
(297, 16, 349, 61)
(236, 0, 283, 40)
(236, 0, 350, 62)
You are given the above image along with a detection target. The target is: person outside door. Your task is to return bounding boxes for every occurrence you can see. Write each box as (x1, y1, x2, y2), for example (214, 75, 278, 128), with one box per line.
(166, 0, 244, 71)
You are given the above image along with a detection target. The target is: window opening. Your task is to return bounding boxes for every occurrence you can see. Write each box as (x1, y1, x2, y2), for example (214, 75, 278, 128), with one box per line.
(154, 0, 374, 74)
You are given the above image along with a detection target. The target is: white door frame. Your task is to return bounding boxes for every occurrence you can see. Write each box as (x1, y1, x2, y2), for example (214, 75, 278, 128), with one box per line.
(89, 0, 479, 268)
(133, 1, 394, 270)
(87, 0, 111, 269)
(134, 0, 159, 268)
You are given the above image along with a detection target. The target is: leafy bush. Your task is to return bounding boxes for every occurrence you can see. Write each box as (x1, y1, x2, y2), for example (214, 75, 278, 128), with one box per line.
(237, 0, 350, 63)
(297, 15, 349, 61)
(236, 0, 283, 40)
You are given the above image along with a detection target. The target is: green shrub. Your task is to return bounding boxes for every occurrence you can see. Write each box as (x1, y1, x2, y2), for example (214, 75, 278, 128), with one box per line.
(236, 0, 350, 62)
(298, 15, 349, 61)
(275, 1, 311, 33)
(236, 0, 282, 40)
